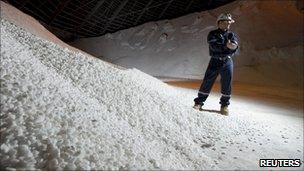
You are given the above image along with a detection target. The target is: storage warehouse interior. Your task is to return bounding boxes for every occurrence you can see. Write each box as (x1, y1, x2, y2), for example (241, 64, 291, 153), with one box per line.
(0, 0, 303, 170)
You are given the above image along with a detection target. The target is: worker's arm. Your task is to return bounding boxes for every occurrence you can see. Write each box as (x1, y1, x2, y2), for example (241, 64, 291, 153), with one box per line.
(207, 32, 225, 52)
(227, 32, 238, 50)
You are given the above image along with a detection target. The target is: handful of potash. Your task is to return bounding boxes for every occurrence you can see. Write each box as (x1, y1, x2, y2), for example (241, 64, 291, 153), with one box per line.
(226, 39, 238, 50)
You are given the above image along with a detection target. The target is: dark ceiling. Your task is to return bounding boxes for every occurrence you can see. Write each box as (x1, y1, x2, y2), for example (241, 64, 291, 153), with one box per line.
(7, 0, 235, 40)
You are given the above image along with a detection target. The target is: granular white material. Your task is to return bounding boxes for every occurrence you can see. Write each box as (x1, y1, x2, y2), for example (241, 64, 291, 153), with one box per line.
(71, 0, 303, 88)
(1, 19, 303, 170)
(0, 19, 217, 170)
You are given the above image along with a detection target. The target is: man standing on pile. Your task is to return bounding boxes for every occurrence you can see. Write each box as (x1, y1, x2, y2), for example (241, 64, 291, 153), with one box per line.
(193, 13, 239, 115)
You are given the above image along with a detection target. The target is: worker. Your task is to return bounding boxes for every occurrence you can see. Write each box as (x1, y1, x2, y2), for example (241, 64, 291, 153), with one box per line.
(193, 13, 239, 115)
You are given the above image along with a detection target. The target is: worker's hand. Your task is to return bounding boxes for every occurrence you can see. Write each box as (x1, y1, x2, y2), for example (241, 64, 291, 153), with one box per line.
(226, 39, 238, 50)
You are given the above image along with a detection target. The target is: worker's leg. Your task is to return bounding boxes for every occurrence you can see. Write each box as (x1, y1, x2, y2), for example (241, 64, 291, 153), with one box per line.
(194, 59, 220, 105)
(219, 58, 233, 106)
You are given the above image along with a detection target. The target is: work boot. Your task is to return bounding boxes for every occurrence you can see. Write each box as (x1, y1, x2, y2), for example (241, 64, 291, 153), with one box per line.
(193, 103, 203, 111)
(220, 106, 229, 115)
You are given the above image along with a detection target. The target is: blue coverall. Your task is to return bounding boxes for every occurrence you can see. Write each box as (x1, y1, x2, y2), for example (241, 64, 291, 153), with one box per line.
(194, 28, 239, 107)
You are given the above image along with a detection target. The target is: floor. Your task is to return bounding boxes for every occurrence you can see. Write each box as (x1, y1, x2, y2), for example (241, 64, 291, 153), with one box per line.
(163, 80, 304, 170)
(165, 80, 303, 110)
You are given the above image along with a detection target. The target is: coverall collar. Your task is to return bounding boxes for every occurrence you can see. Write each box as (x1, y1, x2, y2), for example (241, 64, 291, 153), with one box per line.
(218, 28, 228, 33)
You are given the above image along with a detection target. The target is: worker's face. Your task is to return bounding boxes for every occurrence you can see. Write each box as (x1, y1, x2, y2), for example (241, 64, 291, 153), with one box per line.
(218, 20, 231, 30)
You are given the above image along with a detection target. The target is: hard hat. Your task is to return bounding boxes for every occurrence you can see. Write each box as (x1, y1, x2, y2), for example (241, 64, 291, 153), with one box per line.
(217, 13, 235, 23)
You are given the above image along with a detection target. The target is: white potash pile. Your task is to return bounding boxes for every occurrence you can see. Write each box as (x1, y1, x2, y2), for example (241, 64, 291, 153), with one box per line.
(0, 19, 220, 170)
(1, 18, 303, 170)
